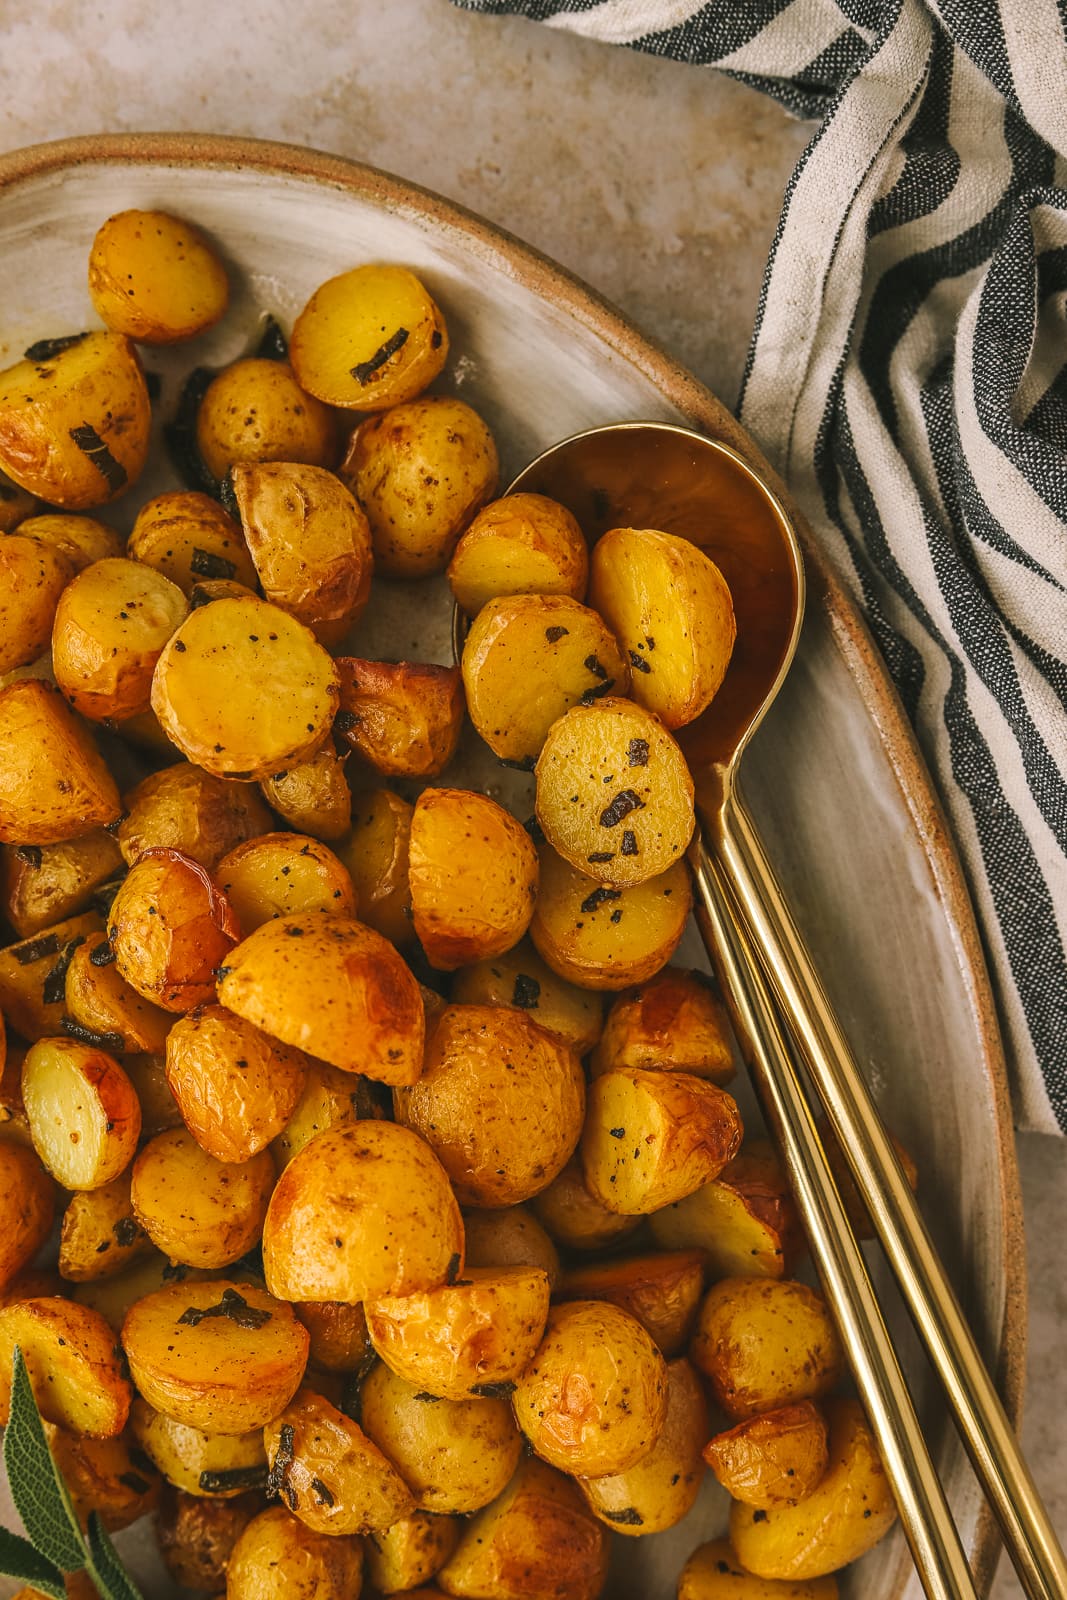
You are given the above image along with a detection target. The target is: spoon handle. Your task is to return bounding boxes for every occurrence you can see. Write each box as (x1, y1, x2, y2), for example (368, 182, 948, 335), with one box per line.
(714, 798, 1067, 1600)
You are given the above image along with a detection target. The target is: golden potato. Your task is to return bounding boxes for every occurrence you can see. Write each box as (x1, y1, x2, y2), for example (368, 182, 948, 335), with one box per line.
(290, 262, 448, 411)
(529, 1156, 641, 1252)
(218, 915, 423, 1083)
(64, 933, 173, 1054)
(0, 533, 73, 673)
(335, 787, 413, 945)
(530, 843, 692, 991)
(88, 209, 228, 343)
(118, 760, 272, 872)
(23, 1037, 141, 1189)
(451, 938, 604, 1055)
(121, 1278, 309, 1435)
(0, 468, 40, 532)
(0, 912, 104, 1041)
(0, 1142, 55, 1293)
(461, 1204, 561, 1289)
(51, 556, 188, 722)
(365, 1510, 460, 1595)
(122, 1051, 183, 1137)
(264, 1386, 415, 1535)
(360, 1361, 522, 1515)
(151, 596, 340, 782)
(448, 492, 589, 616)
(678, 1539, 839, 1600)
(165, 1003, 309, 1163)
(131, 1128, 274, 1268)
(557, 1250, 705, 1359)
(15, 512, 123, 572)
(589, 526, 736, 729)
(395, 1004, 584, 1207)
(408, 789, 538, 971)
(580, 1356, 707, 1535)
(649, 1140, 803, 1280)
(513, 1300, 668, 1477)
(294, 1300, 371, 1374)
(0, 1266, 63, 1306)
(72, 1252, 216, 1335)
(58, 1174, 152, 1284)
(462, 595, 631, 764)
(263, 1121, 464, 1304)
(704, 1400, 829, 1508)
(437, 1455, 608, 1600)
(260, 745, 352, 842)
(535, 697, 695, 886)
(341, 396, 498, 578)
(690, 1279, 844, 1421)
(270, 1057, 373, 1170)
(156, 1485, 261, 1591)
(582, 1068, 743, 1214)
(1, 831, 123, 939)
(0, 680, 121, 844)
(226, 1505, 364, 1600)
(366, 1265, 551, 1401)
(0, 1296, 131, 1435)
(336, 658, 464, 779)
(233, 460, 373, 643)
(217, 832, 356, 933)
(45, 1420, 161, 1530)
(108, 849, 239, 1012)
(128, 489, 258, 594)
(195, 359, 338, 481)
(0, 1059, 31, 1149)
(0, 331, 150, 508)
(729, 1399, 897, 1581)
(591, 966, 734, 1082)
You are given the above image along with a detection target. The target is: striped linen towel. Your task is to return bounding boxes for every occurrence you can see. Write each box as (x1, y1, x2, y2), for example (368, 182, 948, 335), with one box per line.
(453, 0, 1067, 1135)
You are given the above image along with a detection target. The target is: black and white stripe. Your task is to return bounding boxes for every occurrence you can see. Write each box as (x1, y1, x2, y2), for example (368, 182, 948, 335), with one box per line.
(454, 0, 1067, 1133)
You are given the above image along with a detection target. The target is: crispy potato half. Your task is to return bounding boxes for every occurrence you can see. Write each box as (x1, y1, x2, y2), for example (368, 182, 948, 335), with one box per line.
(227, 1505, 364, 1600)
(557, 1250, 705, 1359)
(290, 262, 448, 411)
(108, 848, 239, 1012)
(409, 789, 538, 971)
(195, 359, 338, 481)
(461, 1205, 561, 1289)
(23, 1037, 141, 1189)
(165, 1003, 310, 1163)
(58, 1173, 152, 1284)
(451, 938, 604, 1055)
(129, 489, 258, 595)
(579, 1356, 707, 1536)
(678, 1539, 839, 1600)
(0, 533, 73, 674)
(589, 526, 736, 729)
(0, 913, 102, 1041)
(17, 511, 123, 571)
(263, 1120, 464, 1304)
(131, 1129, 274, 1269)
(118, 760, 272, 871)
(0, 680, 121, 845)
(336, 657, 464, 778)
(448, 491, 589, 616)
(260, 745, 352, 842)
(365, 1510, 460, 1595)
(264, 1385, 415, 1535)
(217, 832, 356, 933)
(1, 829, 122, 939)
(64, 933, 173, 1054)
(0, 1296, 131, 1435)
(529, 1155, 641, 1253)
(88, 209, 229, 343)
(155, 1485, 261, 1591)
(590, 966, 734, 1082)
(0, 1141, 56, 1293)
(704, 1400, 829, 1508)
(649, 1139, 803, 1280)
(52, 556, 188, 722)
(335, 787, 413, 945)
(691, 1278, 844, 1421)
(218, 914, 423, 1082)
(121, 1278, 309, 1435)
(582, 1068, 743, 1214)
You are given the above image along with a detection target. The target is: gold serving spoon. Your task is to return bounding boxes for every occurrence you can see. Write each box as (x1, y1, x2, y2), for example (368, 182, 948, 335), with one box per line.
(487, 420, 1064, 1600)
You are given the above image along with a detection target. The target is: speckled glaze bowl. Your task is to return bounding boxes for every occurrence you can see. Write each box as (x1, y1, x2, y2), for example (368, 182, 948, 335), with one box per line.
(0, 134, 1023, 1600)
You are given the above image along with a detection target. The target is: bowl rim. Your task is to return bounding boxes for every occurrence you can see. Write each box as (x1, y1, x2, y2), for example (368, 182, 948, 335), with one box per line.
(0, 130, 1025, 1596)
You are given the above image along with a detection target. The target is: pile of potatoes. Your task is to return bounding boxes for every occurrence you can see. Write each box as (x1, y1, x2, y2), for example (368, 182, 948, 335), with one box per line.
(0, 209, 901, 1600)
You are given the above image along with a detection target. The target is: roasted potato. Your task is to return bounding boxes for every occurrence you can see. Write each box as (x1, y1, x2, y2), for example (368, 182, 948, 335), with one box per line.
(0, 679, 121, 844)
(264, 1385, 415, 1535)
(0, 912, 105, 1040)
(88, 209, 229, 343)
(589, 526, 736, 729)
(233, 460, 373, 643)
(290, 262, 448, 411)
(131, 1128, 274, 1268)
(128, 489, 258, 594)
(690, 1278, 844, 1421)
(360, 1360, 522, 1515)
(590, 966, 734, 1082)
(294, 1299, 371, 1374)
(260, 746, 352, 842)
(0, 1295, 131, 1435)
(340, 396, 498, 578)
(0, 1141, 56, 1293)
(365, 1510, 460, 1595)
(263, 1120, 464, 1304)
(535, 698, 695, 886)
(704, 1400, 829, 1508)
(23, 1037, 141, 1189)
(529, 1156, 641, 1252)
(335, 786, 413, 944)
(1, 830, 123, 939)
(0, 331, 150, 508)
(582, 1068, 743, 1214)
(0, 468, 40, 532)
(395, 1004, 584, 1207)
(579, 1356, 707, 1536)
(678, 1539, 839, 1599)
(447, 491, 589, 615)
(557, 1250, 706, 1358)
(226, 1504, 365, 1600)
(46, 1420, 160, 1532)
(51, 556, 188, 722)
(195, 359, 338, 481)
(462, 594, 630, 764)
(165, 1003, 309, 1163)
(15, 511, 123, 571)
(530, 843, 692, 990)
(64, 932, 173, 1053)
(270, 1056, 374, 1170)
(217, 832, 356, 933)
(729, 1399, 896, 1580)
(512, 1300, 668, 1477)
(108, 848, 240, 1011)
(436, 1455, 608, 1600)
(336, 658, 464, 778)
(0, 1058, 32, 1149)
(122, 1051, 183, 1137)
(461, 1204, 561, 1290)
(118, 760, 272, 872)
(650, 1140, 803, 1280)
(408, 789, 538, 970)
(451, 938, 604, 1055)
(121, 1278, 309, 1435)
(219, 914, 423, 1082)
(0, 533, 73, 673)
(73, 1252, 217, 1336)
(58, 1173, 152, 1283)
(155, 1485, 262, 1591)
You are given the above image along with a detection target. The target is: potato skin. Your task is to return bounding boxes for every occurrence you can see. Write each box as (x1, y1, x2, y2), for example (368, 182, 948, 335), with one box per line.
(134, 1387, 264, 1497)
(128, 488, 258, 594)
(557, 1250, 706, 1359)
(58, 1173, 152, 1284)
(195, 360, 338, 481)
(0, 469, 40, 532)
(409, 789, 538, 971)
(729, 1399, 897, 1581)
(649, 1139, 804, 1280)
(260, 746, 352, 842)
(165, 1003, 309, 1163)
(0, 533, 73, 673)
(108, 848, 240, 1012)
(395, 1004, 584, 1207)
(365, 1510, 460, 1595)
(293, 1299, 371, 1373)
(22, 1037, 141, 1190)
(590, 966, 734, 1083)
(529, 1156, 641, 1252)
(264, 1386, 415, 1535)
(1, 829, 122, 939)
(0, 912, 104, 1043)
(88, 209, 229, 344)
(461, 1204, 561, 1290)
(44, 1420, 161, 1530)
(155, 1486, 262, 1592)
(0, 1141, 56, 1293)
(335, 787, 413, 945)
(217, 832, 356, 933)
(704, 1400, 829, 1508)
(336, 658, 464, 778)
(690, 1278, 845, 1421)
(226, 1504, 365, 1600)
(291, 262, 448, 411)
(270, 1056, 371, 1170)
(131, 1129, 274, 1269)
(579, 1356, 707, 1536)
(448, 491, 589, 615)
(0, 679, 121, 845)
(512, 1300, 668, 1477)
(17, 511, 123, 571)
(64, 932, 173, 1054)
(52, 557, 189, 722)
(117, 761, 272, 872)
(678, 1538, 839, 1600)
(0, 1296, 131, 1435)
(263, 1120, 464, 1304)
(451, 938, 604, 1055)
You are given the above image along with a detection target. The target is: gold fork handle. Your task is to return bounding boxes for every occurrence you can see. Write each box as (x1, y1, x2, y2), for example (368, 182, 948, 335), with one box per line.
(695, 848, 979, 1600)
(716, 797, 1067, 1600)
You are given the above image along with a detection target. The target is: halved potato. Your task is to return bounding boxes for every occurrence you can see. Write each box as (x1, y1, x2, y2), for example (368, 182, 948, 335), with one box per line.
(89, 210, 229, 344)
(45, 1419, 161, 1530)
(118, 760, 272, 872)
(0, 533, 73, 673)
(22, 1037, 141, 1189)
(448, 492, 589, 615)
(451, 938, 604, 1055)
(704, 1400, 829, 1508)
(0, 1296, 131, 1435)
(195, 359, 339, 482)
(217, 832, 356, 933)
(590, 966, 734, 1082)
(293, 1300, 371, 1374)
(264, 1385, 414, 1535)
(128, 488, 258, 594)
(165, 1003, 309, 1163)
(131, 1395, 267, 1498)
(72, 1252, 217, 1336)
(365, 1510, 460, 1595)
(678, 1538, 839, 1599)
(0, 680, 121, 844)
(64, 932, 173, 1053)
(335, 787, 413, 945)
(58, 1173, 152, 1283)
(556, 1250, 705, 1358)
(649, 1139, 803, 1280)
(529, 1156, 641, 1252)
(0, 913, 104, 1041)
(1, 829, 123, 939)
(16, 511, 123, 571)
(579, 1356, 707, 1535)
(131, 1128, 274, 1268)
(260, 745, 352, 842)
(290, 262, 448, 411)
(52, 556, 189, 722)
(226, 1504, 364, 1600)
(0, 1142, 56, 1293)
(690, 1278, 844, 1421)
(461, 1205, 561, 1290)
(336, 658, 464, 778)
(108, 848, 239, 1012)
(270, 1057, 372, 1170)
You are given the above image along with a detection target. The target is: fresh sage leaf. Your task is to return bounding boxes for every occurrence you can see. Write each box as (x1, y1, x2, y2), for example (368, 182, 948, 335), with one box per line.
(0, 1524, 67, 1599)
(86, 1513, 148, 1600)
(4, 1346, 88, 1573)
